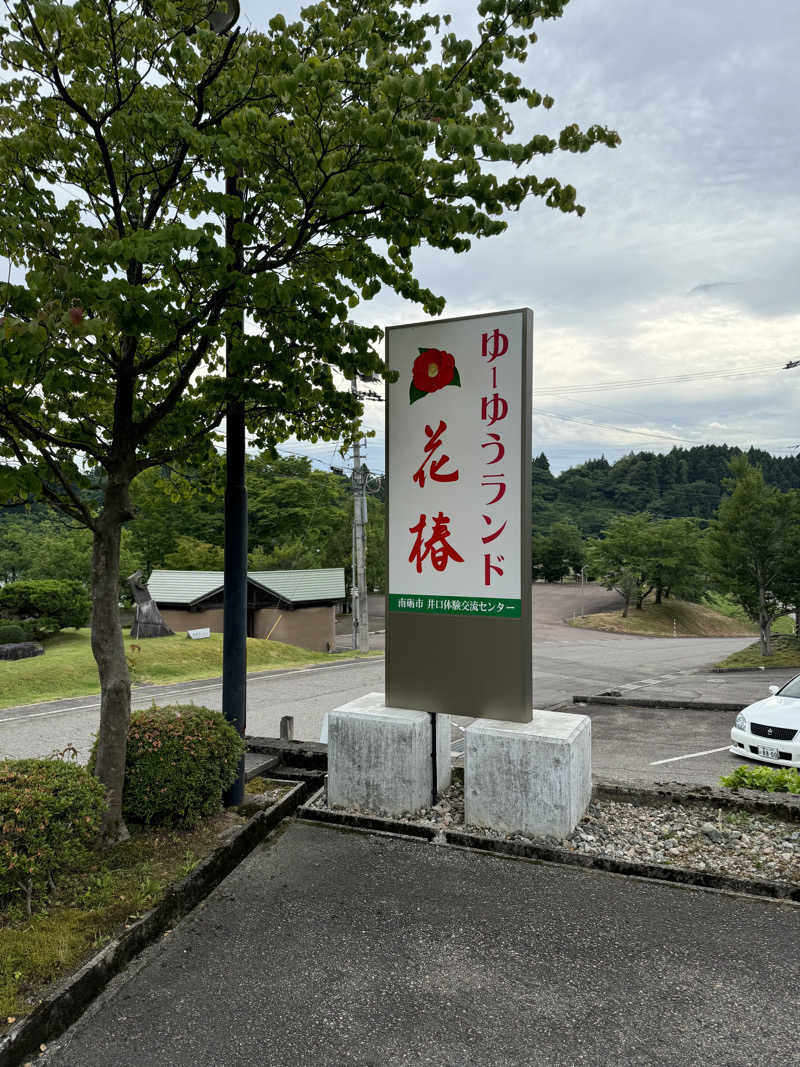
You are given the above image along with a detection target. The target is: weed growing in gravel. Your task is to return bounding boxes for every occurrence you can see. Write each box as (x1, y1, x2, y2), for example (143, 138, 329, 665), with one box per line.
(721, 765, 800, 794)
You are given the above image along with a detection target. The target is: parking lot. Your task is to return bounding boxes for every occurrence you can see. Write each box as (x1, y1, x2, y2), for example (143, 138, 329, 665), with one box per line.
(576, 701, 753, 787)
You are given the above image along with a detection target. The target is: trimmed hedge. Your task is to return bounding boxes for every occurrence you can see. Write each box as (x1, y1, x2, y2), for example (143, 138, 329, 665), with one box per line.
(0, 622, 29, 644)
(0, 759, 107, 913)
(0, 579, 91, 632)
(102, 705, 244, 828)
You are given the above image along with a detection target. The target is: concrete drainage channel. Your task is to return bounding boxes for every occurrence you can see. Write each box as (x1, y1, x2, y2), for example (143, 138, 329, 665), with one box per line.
(298, 783, 800, 906)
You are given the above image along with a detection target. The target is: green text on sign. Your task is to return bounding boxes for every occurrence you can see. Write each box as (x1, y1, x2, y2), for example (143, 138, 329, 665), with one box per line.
(389, 594, 521, 618)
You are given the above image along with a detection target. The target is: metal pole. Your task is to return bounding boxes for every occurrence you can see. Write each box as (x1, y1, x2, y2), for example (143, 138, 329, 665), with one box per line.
(351, 380, 369, 652)
(430, 712, 438, 808)
(222, 172, 246, 806)
(358, 459, 369, 651)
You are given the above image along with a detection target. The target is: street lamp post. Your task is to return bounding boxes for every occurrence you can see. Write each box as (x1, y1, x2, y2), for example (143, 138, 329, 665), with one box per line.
(222, 168, 247, 807)
(204, 0, 247, 806)
(140, 1, 245, 804)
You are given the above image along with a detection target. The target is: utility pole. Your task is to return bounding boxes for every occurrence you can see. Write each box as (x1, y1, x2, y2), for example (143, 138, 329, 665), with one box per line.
(351, 379, 369, 652)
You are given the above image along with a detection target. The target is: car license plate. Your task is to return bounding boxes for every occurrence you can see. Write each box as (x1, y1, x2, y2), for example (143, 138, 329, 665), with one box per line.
(758, 746, 780, 760)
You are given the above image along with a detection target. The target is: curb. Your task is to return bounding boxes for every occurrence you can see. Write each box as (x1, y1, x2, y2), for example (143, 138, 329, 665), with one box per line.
(711, 666, 796, 673)
(297, 785, 799, 905)
(0, 782, 308, 1067)
(572, 694, 745, 711)
(592, 777, 800, 821)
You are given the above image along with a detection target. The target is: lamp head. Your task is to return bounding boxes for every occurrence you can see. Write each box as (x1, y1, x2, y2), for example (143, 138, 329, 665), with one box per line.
(208, 0, 240, 34)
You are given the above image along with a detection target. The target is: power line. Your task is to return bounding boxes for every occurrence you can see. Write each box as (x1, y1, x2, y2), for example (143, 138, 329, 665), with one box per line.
(337, 359, 794, 399)
(534, 410, 704, 446)
(534, 361, 783, 396)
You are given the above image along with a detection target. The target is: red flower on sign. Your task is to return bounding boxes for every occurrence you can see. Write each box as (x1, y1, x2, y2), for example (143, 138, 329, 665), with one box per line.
(410, 348, 460, 403)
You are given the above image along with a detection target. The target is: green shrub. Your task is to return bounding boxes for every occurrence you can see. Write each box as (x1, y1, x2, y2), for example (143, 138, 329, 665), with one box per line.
(105, 705, 244, 828)
(0, 622, 29, 644)
(24, 615, 61, 640)
(0, 579, 91, 631)
(720, 764, 800, 794)
(0, 759, 107, 913)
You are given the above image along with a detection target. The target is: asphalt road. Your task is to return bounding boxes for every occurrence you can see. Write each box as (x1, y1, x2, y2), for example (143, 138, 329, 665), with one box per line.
(530, 582, 756, 708)
(0, 657, 385, 764)
(0, 585, 785, 788)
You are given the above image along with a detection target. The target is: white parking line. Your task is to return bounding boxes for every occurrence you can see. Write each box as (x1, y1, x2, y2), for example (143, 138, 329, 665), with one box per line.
(650, 745, 731, 766)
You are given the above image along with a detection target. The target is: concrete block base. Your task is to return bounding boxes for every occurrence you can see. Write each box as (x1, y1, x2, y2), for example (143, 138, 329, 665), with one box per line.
(327, 693, 451, 816)
(464, 711, 591, 839)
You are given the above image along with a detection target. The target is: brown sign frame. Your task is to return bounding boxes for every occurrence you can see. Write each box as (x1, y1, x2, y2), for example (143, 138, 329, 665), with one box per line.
(385, 308, 533, 723)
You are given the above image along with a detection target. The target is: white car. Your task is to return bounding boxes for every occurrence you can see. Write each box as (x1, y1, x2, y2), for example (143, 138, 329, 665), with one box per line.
(730, 674, 800, 768)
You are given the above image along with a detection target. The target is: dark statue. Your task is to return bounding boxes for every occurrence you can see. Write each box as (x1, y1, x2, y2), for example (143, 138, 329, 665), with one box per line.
(127, 571, 174, 639)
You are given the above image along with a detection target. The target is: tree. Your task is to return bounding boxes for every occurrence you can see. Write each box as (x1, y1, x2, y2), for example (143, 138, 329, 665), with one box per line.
(588, 513, 706, 615)
(248, 464, 350, 565)
(585, 513, 653, 617)
(773, 490, 800, 637)
(163, 535, 225, 570)
(126, 460, 226, 574)
(705, 458, 790, 656)
(646, 517, 704, 605)
(535, 519, 584, 583)
(0, 0, 618, 839)
(0, 516, 137, 587)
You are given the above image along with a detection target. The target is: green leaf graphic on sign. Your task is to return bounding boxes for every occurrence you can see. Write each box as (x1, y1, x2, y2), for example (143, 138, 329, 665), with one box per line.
(449, 367, 461, 387)
(409, 381, 427, 404)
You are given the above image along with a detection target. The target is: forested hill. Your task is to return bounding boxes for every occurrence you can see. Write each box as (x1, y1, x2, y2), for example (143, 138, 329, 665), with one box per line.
(533, 445, 800, 536)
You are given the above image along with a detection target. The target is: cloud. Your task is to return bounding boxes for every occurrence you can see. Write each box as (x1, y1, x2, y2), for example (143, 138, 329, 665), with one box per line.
(238, 0, 800, 478)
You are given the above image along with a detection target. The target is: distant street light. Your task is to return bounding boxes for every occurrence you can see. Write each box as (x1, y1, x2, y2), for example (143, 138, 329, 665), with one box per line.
(208, 0, 240, 34)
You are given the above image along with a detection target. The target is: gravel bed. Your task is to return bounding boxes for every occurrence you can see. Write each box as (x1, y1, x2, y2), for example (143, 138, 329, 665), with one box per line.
(315, 783, 800, 887)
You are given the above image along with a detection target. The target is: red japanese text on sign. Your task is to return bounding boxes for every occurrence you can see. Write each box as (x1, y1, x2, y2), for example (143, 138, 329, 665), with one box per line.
(412, 420, 459, 488)
(408, 511, 465, 574)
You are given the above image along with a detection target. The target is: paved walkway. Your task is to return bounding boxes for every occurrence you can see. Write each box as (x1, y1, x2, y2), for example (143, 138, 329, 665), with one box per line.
(41, 820, 799, 1067)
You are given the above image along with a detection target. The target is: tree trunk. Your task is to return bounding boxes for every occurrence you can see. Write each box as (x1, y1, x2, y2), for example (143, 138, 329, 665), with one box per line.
(91, 484, 132, 844)
(655, 586, 663, 605)
(635, 585, 653, 610)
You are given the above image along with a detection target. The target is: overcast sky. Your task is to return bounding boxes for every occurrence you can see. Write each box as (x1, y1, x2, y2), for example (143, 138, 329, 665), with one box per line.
(243, 0, 800, 477)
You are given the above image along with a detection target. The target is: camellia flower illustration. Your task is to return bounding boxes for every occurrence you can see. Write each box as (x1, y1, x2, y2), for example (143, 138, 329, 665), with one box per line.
(410, 347, 461, 404)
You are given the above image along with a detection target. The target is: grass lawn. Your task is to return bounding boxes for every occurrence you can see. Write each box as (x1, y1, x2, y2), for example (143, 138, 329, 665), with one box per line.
(0, 629, 376, 710)
(0, 779, 290, 1032)
(713, 635, 800, 670)
(567, 598, 760, 638)
(700, 592, 795, 635)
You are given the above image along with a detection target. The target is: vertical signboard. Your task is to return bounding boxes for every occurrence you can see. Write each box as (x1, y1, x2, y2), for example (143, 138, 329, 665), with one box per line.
(386, 308, 532, 723)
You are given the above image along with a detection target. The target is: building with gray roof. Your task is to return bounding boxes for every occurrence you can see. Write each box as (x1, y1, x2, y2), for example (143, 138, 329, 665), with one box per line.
(146, 568, 345, 652)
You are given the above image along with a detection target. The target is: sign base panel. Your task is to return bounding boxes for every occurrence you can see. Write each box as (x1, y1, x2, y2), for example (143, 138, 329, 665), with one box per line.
(386, 611, 532, 724)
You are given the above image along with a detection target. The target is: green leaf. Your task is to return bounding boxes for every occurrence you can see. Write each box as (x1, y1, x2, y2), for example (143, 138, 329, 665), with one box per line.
(409, 382, 427, 405)
(449, 367, 461, 387)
